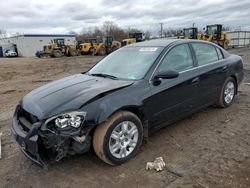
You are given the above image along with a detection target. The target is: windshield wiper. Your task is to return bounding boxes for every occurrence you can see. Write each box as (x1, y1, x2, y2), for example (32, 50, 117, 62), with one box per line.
(90, 73, 118, 80)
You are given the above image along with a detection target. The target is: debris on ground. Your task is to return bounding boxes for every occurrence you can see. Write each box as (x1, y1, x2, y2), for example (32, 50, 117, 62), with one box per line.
(220, 114, 231, 123)
(0, 132, 2, 159)
(146, 157, 166, 172)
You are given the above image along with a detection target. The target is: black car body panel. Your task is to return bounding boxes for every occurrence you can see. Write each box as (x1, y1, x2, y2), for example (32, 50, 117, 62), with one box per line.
(22, 74, 134, 120)
(11, 39, 244, 168)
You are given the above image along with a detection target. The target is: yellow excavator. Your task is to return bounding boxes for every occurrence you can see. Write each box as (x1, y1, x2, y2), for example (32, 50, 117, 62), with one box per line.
(80, 36, 121, 55)
(201, 24, 231, 49)
(36, 39, 78, 58)
(121, 32, 145, 47)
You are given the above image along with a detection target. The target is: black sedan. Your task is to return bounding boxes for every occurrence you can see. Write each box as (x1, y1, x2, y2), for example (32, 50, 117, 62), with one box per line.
(12, 39, 244, 168)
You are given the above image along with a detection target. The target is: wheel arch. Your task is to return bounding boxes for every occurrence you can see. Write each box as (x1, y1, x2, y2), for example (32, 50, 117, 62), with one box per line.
(89, 105, 148, 139)
(102, 105, 149, 139)
(96, 105, 147, 125)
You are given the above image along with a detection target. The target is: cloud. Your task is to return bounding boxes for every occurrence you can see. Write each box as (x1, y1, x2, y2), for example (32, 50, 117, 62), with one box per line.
(0, 0, 249, 35)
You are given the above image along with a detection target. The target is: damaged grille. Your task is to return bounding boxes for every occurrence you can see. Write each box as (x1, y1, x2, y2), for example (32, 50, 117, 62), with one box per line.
(17, 107, 38, 133)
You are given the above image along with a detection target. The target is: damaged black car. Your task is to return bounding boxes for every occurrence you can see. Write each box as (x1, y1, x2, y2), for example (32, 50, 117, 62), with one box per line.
(12, 39, 243, 168)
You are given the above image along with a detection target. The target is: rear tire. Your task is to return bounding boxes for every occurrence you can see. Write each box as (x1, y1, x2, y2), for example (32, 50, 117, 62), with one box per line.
(93, 111, 143, 165)
(217, 77, 236, 108)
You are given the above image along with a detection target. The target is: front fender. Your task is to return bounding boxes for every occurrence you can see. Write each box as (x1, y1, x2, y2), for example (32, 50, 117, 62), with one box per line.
(83, 95, 144, 125)
(81, 85, 150, 127)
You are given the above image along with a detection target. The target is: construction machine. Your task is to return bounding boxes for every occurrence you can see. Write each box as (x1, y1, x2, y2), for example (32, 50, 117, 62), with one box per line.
(36, 39, 78, 58)
(178, 27, 198, 39)
(79, 38, 101, 55)
(202, 24, 230, 49)
(121, 32, 145, 47)
(179, 27, 205, 40)
(80, 36, 121, 56)
(97, 36, 121, 56)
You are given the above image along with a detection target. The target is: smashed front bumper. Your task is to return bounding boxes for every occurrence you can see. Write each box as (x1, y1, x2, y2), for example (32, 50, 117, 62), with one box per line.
(11, 105, 91, 169)
(11, 106, 47, 168)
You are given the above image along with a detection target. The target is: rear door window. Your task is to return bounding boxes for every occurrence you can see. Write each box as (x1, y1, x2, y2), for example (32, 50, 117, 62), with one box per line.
(192, 43, 219, 66)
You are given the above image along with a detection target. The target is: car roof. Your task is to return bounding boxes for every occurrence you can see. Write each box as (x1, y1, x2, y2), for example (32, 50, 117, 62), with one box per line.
(130, 38, 178, 47)
(127, 38, 219, 47)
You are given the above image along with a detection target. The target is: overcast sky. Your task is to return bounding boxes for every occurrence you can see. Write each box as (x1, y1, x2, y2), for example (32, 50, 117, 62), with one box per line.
(0, 0, 250, 35)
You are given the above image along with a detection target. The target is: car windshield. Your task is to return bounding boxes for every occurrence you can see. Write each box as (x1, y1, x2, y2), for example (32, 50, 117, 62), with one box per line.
(89, 46, 163, 80)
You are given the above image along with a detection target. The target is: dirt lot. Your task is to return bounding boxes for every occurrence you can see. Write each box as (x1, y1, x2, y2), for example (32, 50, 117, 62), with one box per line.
(0, 48, 250, 188)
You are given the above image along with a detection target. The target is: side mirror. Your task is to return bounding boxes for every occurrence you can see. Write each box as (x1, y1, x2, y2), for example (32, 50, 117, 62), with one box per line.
(155, 70, 179, 79)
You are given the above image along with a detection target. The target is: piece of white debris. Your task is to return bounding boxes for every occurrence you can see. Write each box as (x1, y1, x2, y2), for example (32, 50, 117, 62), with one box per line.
(0, 132, 2, 159)
(146, 157, 166, 172)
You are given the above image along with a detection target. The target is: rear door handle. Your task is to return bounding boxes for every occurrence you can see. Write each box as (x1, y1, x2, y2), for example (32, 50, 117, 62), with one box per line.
(191, 77, 200, 84)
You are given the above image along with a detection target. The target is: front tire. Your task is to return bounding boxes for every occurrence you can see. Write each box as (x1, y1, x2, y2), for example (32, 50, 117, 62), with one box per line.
(93, 111, 143, 165)
(52, 50, 62, 58)
(217, 77, 236, 108)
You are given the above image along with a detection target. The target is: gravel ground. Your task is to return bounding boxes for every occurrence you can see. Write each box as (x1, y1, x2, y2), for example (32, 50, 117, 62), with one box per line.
(0, 48, 250, 188)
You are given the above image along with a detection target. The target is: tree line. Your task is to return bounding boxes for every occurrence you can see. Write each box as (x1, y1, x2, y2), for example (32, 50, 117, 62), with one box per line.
(69, 21, 152, 42)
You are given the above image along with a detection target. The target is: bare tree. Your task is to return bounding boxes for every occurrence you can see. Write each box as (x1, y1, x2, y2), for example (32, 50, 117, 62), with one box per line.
(102, 21, 126, 41)
(163, 27, 182, 37)
(144, 30, 151, 40)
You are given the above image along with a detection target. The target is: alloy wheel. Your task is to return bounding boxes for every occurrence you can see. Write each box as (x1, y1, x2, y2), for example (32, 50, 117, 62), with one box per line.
(109, 121, 139, 159)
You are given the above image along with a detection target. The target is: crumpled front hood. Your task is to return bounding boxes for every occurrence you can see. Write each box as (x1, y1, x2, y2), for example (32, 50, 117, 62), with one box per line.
(21, 74, 133, 119)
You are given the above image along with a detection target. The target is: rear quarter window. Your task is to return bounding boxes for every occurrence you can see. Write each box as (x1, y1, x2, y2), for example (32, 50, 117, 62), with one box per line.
(192, 43, 219, 66)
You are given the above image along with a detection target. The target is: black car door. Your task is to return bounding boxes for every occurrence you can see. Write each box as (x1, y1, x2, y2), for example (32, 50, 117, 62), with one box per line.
(146, 43, 201, 129)
(191, 43, 228, 105)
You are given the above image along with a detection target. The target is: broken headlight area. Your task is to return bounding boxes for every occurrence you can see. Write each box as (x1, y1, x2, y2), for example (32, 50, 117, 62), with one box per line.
(46, 111, 87, 129)
(39, 111, 91, 162)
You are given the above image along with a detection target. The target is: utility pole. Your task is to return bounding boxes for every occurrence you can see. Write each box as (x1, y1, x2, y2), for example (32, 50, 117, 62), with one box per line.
(160, 23, 163, 38)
